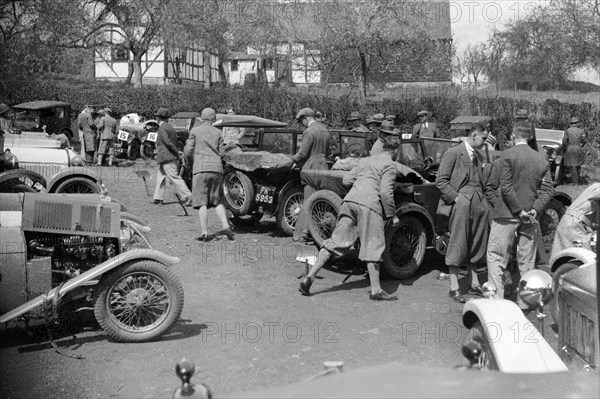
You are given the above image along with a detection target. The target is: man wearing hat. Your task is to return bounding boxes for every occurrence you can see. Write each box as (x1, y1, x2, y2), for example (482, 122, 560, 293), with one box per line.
(78, 105, 97, 163)
(370, 120, 397, 155)
(412, 110, 439, 139)
(299, 134, 401, 301)
(151, 107, 193, 206)
(345, 111, 373, 144)
(365, 113, 384, 144)
(96, 108, 118, 166)
(563, 116, 585, 184)
(292, 107, 331, 241)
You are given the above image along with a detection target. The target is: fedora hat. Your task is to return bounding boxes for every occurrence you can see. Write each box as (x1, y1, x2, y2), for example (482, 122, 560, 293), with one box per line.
(154, 107, 171, 118)
(416, 110, 431, 117)
(570, 116, 581, 124)
(346, 111, 361, 122)
(379, 120, 396, 134)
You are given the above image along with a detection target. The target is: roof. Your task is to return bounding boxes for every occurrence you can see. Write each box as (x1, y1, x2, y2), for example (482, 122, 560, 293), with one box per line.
(450, 116, 492, 130)
(213, 114, 287, 128)
(13, 101, 71, 110)
(170, 112, 201, 119)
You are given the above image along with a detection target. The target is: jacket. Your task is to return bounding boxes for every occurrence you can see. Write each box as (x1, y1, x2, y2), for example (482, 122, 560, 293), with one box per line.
(291, 121, 330, 171)
(184, 121, 224, 174)
(491, 143, 554, 219)
(155, 121, 180, 164)
(98, 115, 118, 141)
(412, 122, 439, 138)
(343, 152, 397, 219)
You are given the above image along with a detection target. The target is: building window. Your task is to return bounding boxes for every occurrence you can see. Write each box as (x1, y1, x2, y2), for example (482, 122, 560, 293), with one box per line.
(231, 60, 239, 71)
(111, 45, 129, 62)
(264, 58, 274, 70)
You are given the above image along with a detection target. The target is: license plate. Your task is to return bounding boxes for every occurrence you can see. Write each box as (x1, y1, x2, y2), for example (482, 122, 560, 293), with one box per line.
(118, 130, 129, 141)
(146, 132, 158, 142)
(255, 186, 276, 204)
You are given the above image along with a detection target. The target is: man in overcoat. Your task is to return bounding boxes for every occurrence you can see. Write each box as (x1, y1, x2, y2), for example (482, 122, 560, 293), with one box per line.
(563, 116, 585, 184)
(436, 122, 489, 303)
(78, 105, 97, 163)
(96, 108, 118, 166)
(151, 107, 193, 206)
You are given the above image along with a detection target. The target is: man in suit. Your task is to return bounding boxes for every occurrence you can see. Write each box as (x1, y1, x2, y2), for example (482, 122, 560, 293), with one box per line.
(563, 116, 585, 184)
(292, 107, 331, 241)
(77, 105, 97, 163)
(436, 122, 490, 303)
(151, 107, 193, 206)
(96, 108, 118, 166)
(486, 122, 554, 301)
(298, 133, 401, 301)
(412, 110, 439, 139)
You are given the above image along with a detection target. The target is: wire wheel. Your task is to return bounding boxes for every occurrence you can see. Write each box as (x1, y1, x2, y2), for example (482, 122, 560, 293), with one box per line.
(94, 261, 184, 342)
(54, 177, 100, 193)
(382, 216, 426, 279)
(223, 171, 254, 215)
(306, 190, 342, 247)
(277, 187, 303, 236)
(540, 199, 566, 253)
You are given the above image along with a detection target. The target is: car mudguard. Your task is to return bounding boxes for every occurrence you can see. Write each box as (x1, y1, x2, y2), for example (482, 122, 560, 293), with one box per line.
(462, 299, 568, 373)
(46, 166, 102, 193)
(0, 169, 47, 189)
(549, 248, 596, 273)
(275, 179, 299, 212)
(552, 190, 572, 207)
(0, 248, 180, 324)
(394, 201, 435, 242)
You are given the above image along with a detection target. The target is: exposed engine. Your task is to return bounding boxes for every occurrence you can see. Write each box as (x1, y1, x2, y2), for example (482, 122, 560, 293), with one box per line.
(26, 233, 119, 284)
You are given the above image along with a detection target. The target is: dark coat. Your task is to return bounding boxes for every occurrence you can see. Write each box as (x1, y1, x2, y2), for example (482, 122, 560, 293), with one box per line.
(490, 143, 554, 219)
(184, 121, 224, 174)
(563, 126, 584, 166)
(291, 121, 331, 171)
(77, 111, 96, 151)
(412, 122, 439, 138)
(98, 115, 117, 140)
(155, 121, 180, 165)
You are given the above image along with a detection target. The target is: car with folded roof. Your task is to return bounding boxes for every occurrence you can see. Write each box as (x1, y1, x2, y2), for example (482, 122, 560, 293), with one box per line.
(11, 101, 74, 139)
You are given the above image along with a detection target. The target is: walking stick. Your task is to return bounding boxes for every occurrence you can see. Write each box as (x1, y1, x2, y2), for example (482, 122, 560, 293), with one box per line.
(175, 194, 189, 217)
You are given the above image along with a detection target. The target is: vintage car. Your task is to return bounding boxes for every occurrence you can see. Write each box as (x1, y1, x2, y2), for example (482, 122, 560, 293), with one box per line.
(0, 192, 184, 342)
(169, 111, 200, 148)
(11, 101, 74, 139)
(116, 114, 160, 160)
(1, 133, 104, 193)
(536, 128, 566, 185)
(208, 114, 304, 235)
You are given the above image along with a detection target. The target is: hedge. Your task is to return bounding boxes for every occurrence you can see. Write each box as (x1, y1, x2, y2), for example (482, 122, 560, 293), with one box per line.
(2, 78, 599, 171)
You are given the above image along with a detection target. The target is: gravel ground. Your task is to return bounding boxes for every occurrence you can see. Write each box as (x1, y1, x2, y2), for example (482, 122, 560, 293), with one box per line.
(0, 159, 587, 398)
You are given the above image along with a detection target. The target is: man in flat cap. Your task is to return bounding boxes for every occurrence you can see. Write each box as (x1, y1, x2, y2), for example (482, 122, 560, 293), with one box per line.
(151, 107, 193, 206)
(413, 110, 439, 139)
(96, 108, 118, 166)
(292, 107, 331, 240)
(562, 116, 585, 184)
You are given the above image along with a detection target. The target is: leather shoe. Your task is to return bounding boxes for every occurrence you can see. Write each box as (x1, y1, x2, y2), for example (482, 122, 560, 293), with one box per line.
(150, 199, 164, 205)
(299, 277, 313, 296)
(468, 286, 484, 297)
(196, 234, 212, 242)
(449, 290, 466, 303)
(217, 228, 235, 241)
(369, 291, 398, 301)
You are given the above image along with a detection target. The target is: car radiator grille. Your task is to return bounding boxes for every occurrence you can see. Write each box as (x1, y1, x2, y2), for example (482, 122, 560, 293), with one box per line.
(562, 301, 596, 367)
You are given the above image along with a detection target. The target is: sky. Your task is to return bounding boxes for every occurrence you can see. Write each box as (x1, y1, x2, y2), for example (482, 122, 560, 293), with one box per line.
(449, 0, 600, 84)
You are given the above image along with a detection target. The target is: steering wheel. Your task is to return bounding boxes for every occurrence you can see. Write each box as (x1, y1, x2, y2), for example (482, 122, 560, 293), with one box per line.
(346, 143, 364, 158)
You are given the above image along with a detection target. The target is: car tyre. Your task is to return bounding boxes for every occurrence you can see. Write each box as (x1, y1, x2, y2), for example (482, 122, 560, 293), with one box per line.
(277, 187, 304, 236)
(306, 190, 343, 248)
(223, 171, 255, 216)
(540, 198, 566, 254)
(140, 141, 155, 160)
(93, 260, 184, 343)
(382, 215, 426, 279)
(465, 321, 499, 370)
(54, 177, 101, 193)
(127, 139, 141, 160)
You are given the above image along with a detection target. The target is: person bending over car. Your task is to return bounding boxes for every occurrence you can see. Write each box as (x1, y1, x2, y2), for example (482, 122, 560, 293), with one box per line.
(298, 133, 401, 301)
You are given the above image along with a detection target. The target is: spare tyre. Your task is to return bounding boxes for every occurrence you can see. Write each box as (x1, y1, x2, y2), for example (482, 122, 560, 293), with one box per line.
(305, 189, 343, 248)
(223, 171, 255, 216)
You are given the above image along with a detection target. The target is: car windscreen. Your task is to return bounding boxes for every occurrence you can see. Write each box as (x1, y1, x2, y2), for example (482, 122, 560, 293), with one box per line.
(170, 118, 191, 129)
(421, 138, 458, 163)
(261, 131, 296, 154)
(13, 109, 39, 130)
(338, 132, 368, 159)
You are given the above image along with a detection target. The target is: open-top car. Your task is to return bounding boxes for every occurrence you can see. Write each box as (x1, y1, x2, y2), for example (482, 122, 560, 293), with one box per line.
(11, 101, 74, 139)
(535, 128, 566, 185)
(1, 133, 104, 194)
(210, 114, 304, 235)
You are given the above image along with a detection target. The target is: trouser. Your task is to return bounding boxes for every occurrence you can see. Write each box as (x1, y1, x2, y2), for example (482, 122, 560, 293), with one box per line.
(486, 219, 537, 301)
(568, 166, 581, 183)
(153, 160, 193, 201)
(79, 130, 86, 156)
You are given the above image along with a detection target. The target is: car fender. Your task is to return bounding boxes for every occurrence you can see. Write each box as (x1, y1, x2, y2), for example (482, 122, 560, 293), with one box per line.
(0, 169, 47, 189)
(552, 191, 572, 207)
(394, 202, 435, 242)
(462, 299, 568, 373)
(46, 166, 101, 192)
(549, 248, 596, 273)
(275, 179, 299, 212)
(0, 248, 179, 324)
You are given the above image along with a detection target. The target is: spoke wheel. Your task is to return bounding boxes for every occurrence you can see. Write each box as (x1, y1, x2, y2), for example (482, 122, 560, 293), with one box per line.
(94, 261, 184, 342)
(54, 177, 100, 193)
(306, 190, 343, 247)
(540, 199, 566, 253)
(465, 322, 498, 370)
(276, 187, 304, 236)
(223, 171, 254, 215)
(382, 215, 426, 279)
